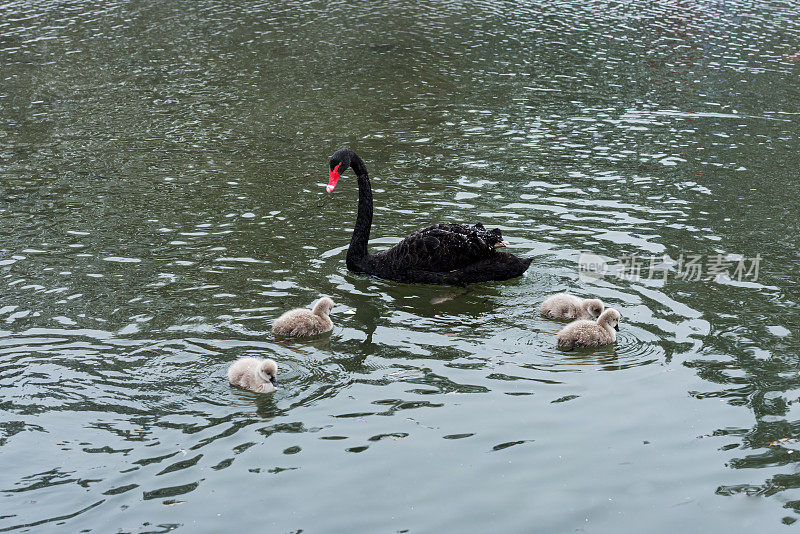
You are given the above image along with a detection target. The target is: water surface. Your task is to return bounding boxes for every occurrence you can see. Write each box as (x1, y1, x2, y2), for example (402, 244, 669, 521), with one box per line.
(1, 0, 800, 531)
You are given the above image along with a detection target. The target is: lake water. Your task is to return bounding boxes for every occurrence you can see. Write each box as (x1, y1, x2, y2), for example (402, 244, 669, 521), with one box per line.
(1, 0, 799, 531)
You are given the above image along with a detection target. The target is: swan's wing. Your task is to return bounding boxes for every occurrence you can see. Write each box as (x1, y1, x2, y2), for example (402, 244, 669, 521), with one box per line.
(377, 223, 506, 273)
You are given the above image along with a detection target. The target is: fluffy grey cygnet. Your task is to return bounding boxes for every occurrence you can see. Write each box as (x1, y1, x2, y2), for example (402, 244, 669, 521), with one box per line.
(557, 308, 621, 349)
(227, 357, 278, 393)
(272, 297, 334, 337)
(540, 293, 604, 320)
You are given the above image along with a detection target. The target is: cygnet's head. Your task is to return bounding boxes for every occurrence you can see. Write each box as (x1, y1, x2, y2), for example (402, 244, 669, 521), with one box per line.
(257, 359, 278, 387)
(599, 308, 621, 331)
(313, 297, 335, 316)
(584, 299, 604, 318)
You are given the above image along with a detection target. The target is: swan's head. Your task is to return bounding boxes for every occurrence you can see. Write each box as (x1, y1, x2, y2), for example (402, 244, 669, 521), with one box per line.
(327, 148, 353, 192)
(313, 297, 335, 316)
(585, 299, 604, 318)
(257, 359, 278, 388)
(599, 308, 621, 331)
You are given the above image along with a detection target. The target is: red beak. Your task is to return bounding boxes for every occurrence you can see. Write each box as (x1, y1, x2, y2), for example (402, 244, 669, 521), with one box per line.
(326, 164, 341, 193)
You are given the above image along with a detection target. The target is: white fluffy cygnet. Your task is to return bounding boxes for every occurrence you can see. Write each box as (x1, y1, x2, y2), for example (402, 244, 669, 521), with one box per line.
(557, 308, 621, 349)
(540, 293, 604, 320)
(227, 357, 278, 393)
(272, 297, 334, 337)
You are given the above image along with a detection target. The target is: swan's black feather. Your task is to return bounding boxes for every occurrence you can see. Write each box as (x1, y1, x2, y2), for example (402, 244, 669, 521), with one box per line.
(362, 224, 533, 286)
(373, 223, 506, 273)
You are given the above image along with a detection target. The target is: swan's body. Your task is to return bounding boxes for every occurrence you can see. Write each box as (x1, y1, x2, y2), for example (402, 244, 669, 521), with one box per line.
(325, 149, 532, 286)
(540, 293, 604, 320)
(272, 297, 334, 337)
(227, 357, 278, 393)
(557, 308, 621, 349)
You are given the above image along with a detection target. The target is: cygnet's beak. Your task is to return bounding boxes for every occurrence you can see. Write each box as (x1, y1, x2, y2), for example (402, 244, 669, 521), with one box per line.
(270, 376, 278, 387)
(614, 324, 620, 331)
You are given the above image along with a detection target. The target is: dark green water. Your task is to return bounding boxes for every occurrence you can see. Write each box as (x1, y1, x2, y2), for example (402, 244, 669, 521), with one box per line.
(1, 0, 799, 531)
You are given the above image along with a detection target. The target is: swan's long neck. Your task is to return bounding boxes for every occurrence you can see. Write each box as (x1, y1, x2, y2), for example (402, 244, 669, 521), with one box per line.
(599, 318, 617, 342)
(346, 153, 372, 271)
(256, 366, 271, 382)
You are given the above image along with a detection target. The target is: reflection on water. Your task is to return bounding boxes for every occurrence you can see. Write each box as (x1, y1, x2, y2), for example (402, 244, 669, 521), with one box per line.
(1, 0, 800, 531)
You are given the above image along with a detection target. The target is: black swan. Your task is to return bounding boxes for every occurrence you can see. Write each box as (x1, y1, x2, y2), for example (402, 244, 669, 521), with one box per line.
(325, 148, 533, 285)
